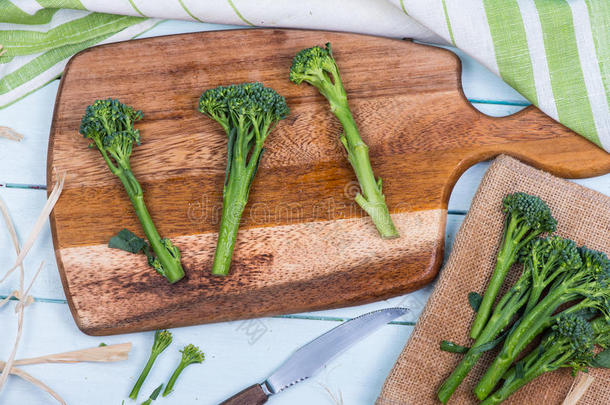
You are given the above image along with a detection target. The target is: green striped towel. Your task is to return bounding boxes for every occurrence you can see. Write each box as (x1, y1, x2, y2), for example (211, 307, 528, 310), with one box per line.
(1, 0, 608, 151)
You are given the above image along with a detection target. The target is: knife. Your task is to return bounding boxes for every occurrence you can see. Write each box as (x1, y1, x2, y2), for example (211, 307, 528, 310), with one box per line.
(219, 307, 408, 405)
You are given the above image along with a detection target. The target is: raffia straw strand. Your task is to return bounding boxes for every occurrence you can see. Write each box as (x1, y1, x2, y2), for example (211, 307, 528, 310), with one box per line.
(562, 372, 595, 405)
(0, 362, 66, 405)
(0, 126, 23, 141)
(13, 343, 132, 366)
(0, 194, 27, 393)
(3, 171, 65, 279)
(0, 44, 6, 57)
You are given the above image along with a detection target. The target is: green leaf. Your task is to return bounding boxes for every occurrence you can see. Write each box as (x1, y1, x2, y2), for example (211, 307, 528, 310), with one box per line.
(440, 340, 469, 353)
(468, 292, 483, 312)
(593, 349, 610, 368)
(108, 228, 147, 254)
(140, 384, 163, 405)
(515, 361, 524, 379)
(98, 342, 107, 347)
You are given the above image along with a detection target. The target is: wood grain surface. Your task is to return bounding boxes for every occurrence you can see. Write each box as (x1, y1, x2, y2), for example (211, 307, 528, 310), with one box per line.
(48, 29, 610, 335)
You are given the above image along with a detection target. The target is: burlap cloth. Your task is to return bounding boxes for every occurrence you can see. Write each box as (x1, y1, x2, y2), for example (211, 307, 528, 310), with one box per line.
(377, 155, 610, 405)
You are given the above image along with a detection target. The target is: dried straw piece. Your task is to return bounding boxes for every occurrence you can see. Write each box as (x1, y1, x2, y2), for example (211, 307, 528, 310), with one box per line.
(0, 45, 6, 57)
(562, 372, 595, 405)
(14, 343, 132, 366)
(0, 126, 23, 141)
(0, 361, 66, 405)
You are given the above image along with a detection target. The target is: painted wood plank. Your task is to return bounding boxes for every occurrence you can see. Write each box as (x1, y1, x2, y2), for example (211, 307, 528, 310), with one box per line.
(0, 299, 412, 405)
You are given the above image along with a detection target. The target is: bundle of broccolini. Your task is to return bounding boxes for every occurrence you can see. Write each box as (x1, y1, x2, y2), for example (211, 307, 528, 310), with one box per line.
(437, 192, 610, 404)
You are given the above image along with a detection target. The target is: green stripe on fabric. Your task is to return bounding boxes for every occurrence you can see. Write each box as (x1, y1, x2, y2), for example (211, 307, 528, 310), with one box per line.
(441, 0, 456, 46)
(585, 0, 610, 109)
(534, 0, 600, 146)
(0, 33, 114, 95)
(35, 0, 85, 10)
(178, 0, 204, 22)
(126, 0, 146, 17)
(227, 0, 254, 26)
(483, 0, 537, 105)
(0, 2, 57, 24)
(0, 13, 145, 57)
(399, 0, 409, 15)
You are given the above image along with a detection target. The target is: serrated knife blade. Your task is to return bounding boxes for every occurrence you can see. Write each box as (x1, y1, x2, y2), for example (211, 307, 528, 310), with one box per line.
(219, 307, 408, 405)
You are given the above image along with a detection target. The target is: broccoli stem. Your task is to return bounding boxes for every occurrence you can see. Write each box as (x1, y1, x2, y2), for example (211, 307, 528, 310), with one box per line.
(474, 286, 571, 400)
(437, 281, 529, 403)
(211, 145, 260, 277)
(162, 363, 187, 397)
(116, 169, 184, 283)
(333, 106, 398, 239)
(471, 215, 526, 339)
(129, 352, 160, 400)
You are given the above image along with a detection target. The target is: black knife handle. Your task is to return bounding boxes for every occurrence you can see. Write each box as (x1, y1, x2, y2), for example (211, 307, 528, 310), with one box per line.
(219, 384, 269, 405)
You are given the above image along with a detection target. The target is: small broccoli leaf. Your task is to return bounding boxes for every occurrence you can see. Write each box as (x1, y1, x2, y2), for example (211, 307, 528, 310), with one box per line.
(468, 292, 483, 312)
(593, 349, 610, 368)
(149, 384, 164, 400)
(514, 361, 525, 379)
(471, 328, 512, 355)
(98, 342, 107, 347)
(440, 340, 469, 353)
(108, 229, 147, 254)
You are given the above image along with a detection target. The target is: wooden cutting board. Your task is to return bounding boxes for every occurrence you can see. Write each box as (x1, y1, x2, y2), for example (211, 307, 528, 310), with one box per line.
(48, 29, 610, 336)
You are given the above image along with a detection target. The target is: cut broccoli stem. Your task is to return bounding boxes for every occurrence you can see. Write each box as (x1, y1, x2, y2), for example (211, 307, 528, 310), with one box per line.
(334, 106, 398, 238)
(289, 43, 398, 239)
(129, 330, 172, 400)
(211, 149, 257, 276)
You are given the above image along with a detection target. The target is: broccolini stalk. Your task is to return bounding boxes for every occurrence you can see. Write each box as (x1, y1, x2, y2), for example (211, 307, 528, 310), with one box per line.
(470, 193, 556, 339)
(129, 330, 172, 400)
(80, 99, 184, 283)
(162, 344, 205, 397)
(289, 43, 399, 239)
(474, 247, 610, 400)
(480, 315, 595, 405)
(199, 83, 289, 276)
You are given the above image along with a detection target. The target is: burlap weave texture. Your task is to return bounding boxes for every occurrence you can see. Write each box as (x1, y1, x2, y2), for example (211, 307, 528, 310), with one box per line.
(378, 155, 610, 405)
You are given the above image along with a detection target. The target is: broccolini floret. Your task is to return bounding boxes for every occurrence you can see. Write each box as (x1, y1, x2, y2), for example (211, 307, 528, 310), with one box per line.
(199, 83, 289, 276)
(470, 192, 556, 339)
(162, 344, 205, 397)
(80, 99, 184, 283)
(481, 315, 595, 405)
(289, 43, 399, 239)
(475, 246, 610, 400)
(129, 330, 172, 400)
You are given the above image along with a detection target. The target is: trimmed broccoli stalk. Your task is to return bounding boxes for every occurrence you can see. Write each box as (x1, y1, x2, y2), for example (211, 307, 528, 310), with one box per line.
(474, 247, 610, 400)
(162, 344, 205, 397)
(470, 193, 556, 339)
(80, 99, 185, 283)
(480, 314, 595, 405)
(289, 43, 399, 239)
(199, 83, 289, 276)
(129, 330, 172, 400)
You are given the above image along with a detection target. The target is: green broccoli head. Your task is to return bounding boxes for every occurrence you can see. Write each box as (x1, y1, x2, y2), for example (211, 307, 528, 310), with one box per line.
(152, 329, 173, 356)
(180, 344, 205, 366)
(580, 246, 610, 283)
(198, 82, 289, 142)
(79, 98, 143, 169)
(550, 314, 595, 371)
(289, 43, 338, 85)
(502, 192, 557, 234)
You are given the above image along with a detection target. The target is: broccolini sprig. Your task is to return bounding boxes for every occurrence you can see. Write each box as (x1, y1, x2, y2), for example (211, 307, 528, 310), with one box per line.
(289, 43, 399, 239)
(162, 344, 205, 397)
(80, 99, 184, 283)
(129, 330, 172, 400)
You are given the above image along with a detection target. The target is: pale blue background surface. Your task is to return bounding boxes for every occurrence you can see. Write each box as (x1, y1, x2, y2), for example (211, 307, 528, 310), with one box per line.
(0, 20, 608, 405)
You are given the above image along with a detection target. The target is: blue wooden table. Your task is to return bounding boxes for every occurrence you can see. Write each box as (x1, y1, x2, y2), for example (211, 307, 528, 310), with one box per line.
(1, 20, 608, 405)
